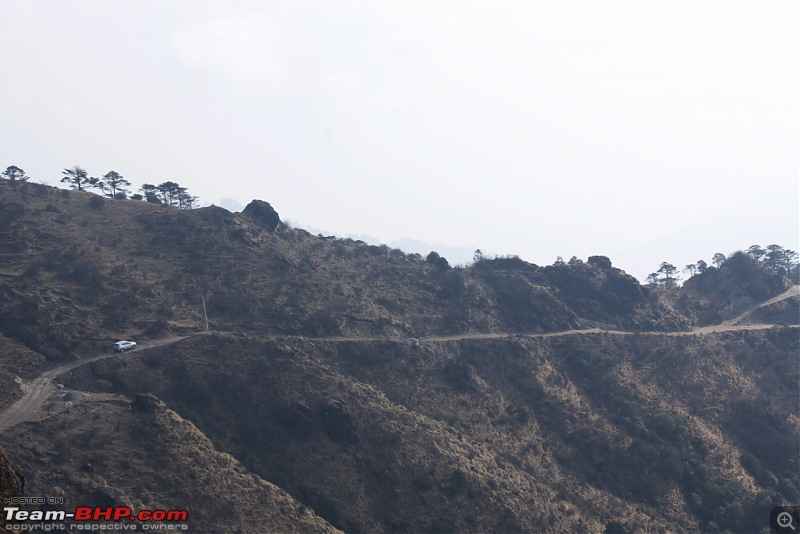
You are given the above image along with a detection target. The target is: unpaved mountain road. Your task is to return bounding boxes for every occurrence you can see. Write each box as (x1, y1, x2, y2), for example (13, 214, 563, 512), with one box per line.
(0, 336, 185, 433)
(0, 287, 797, 433)
(419, 322, 797, 343)
(311, 286, 800, 343)
(308, 322, 796, 344)
(725, 285, 799, 326)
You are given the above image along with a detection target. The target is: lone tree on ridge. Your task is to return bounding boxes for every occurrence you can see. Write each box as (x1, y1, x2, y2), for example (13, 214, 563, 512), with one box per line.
(100, 171, 131, 199)
(61, 166, 90, 191)
(2, 166, 29, 182)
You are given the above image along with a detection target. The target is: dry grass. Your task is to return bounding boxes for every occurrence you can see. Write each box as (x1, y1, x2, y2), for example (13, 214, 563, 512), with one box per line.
(0, 180, 797, 533)
(0, 394, 338, 533)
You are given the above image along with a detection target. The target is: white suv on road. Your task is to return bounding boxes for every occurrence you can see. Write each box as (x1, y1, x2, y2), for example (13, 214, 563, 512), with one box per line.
(114, 340, 137, 352)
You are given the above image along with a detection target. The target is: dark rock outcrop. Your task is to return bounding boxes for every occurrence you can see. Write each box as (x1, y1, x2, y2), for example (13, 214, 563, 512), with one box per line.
(242, 200, 281, 232)
(320, 400, 359, 445)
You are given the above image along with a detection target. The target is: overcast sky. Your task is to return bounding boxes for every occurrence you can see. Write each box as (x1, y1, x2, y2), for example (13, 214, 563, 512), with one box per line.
(1, 1, 797, 281)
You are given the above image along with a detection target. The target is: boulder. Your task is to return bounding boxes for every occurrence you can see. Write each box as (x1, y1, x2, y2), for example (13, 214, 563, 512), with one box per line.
(242, 200, 281, 232)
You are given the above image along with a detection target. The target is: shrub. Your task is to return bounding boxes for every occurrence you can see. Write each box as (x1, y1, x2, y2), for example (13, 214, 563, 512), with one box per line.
(68, 260, 103, 290)
(588, 255, 613, 269)
(95, 379, 113, 392)
(438, 271, 467, 300)
(443, 469, 470, 497)
(442, 360, 475, 392)
(88, 196, 105, 210)
(426, 251, 450, 270)
(505, 404, 530, 425)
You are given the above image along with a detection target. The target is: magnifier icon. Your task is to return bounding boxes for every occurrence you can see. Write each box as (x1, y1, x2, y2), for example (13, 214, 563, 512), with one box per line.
(778, 511, 796, 530)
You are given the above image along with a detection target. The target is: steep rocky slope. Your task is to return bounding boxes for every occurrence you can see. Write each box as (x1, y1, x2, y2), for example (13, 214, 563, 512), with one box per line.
(57, 327, 797, 533)
(0, 448, 24, 529)
(0, 393, 337, 533)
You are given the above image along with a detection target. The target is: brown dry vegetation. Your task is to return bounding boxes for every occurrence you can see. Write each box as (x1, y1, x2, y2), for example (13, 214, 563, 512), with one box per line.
(0, 447, 24, 529)
(0, 393, 337, 532)
(0, 332, 47, 409)
(0, 181, 686, 360)
(0, 180, 798, 533)
(55, 327, 797, 533)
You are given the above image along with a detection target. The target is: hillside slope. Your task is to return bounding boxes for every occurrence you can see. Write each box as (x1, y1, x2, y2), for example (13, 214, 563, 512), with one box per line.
(0, 393, 337, 533)
(0, 180, 797, 533)
(0, 181, 686, 360)
(58, 327, 798, 533)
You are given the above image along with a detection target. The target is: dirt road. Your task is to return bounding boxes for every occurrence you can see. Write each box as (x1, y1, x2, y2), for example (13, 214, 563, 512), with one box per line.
(0, 286, 797, 433)
(725, 285, 800, 326)
(0, 337, 184, 433)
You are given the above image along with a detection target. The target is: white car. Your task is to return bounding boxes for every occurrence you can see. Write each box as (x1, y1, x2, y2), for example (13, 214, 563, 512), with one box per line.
(114, 340, 137, 353)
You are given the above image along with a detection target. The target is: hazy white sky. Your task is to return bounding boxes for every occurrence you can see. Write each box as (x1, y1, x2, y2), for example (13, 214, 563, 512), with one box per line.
(1, 1, 797, 281)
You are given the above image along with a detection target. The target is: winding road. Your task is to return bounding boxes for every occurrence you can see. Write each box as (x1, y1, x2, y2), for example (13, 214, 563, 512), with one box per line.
(0, 286, 797, 434)
(0, 337, 184, 433)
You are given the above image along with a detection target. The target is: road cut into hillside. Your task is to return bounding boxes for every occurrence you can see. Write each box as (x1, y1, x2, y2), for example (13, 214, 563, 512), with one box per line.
(1, 286, 797, 433)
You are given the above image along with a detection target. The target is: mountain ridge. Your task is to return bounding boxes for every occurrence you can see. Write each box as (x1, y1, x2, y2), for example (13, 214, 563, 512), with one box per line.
(0, 179, 797, 533)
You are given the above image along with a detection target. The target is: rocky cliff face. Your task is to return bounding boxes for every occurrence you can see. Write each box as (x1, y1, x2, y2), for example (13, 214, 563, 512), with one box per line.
(0, 448, 24, 528)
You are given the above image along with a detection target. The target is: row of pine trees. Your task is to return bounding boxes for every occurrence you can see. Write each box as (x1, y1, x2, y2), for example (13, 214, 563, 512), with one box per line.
(2, 164, 197, 209)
